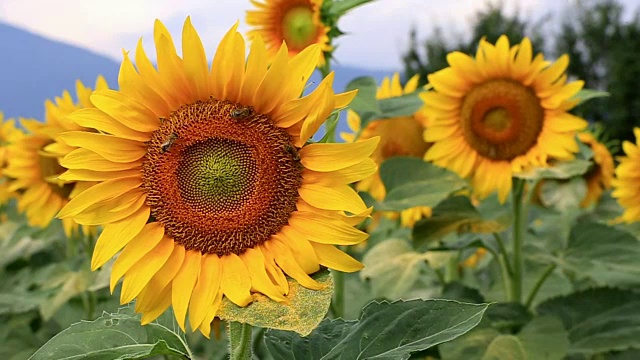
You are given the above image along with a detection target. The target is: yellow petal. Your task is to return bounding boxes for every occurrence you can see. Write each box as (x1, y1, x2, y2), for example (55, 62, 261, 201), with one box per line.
(120, 237, 174, 303)
(288, 211, 368, 245)
(58, 178, 141, 218)
(137, 244, 185, 313)
(172, 250, 201, 331)
(303, 158, 377, 186)
(91, 89, 160, 132)
(298, 183, 367, 214)
(140, 284, 173, 325)
(182, 17, 210, 100)
(240, 247, 286, 302)
(238, 36, 268, 106)
(310, 242, 364, 272)
(300, 137, 380, 172)
(197, 291, 223, 338)
(188, 253, 222, 331)
(277, 227, 319, 274)
(265, 240, 323, 290)
(91, 205, 150, 270)
(68, 108, 150, 142)
(220, 253, 253, 307)
(57, 131, 146, 163)
(61, 148, 139, 171)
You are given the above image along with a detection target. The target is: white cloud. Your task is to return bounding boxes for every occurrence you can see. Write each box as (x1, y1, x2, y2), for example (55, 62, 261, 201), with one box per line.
(0, 0, 638, 70)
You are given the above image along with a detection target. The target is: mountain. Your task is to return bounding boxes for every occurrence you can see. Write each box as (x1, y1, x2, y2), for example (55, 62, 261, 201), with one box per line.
(0, 22, 396, 137)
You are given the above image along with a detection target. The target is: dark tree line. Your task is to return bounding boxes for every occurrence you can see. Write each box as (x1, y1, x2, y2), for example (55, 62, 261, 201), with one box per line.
(402, 0, 640, 145)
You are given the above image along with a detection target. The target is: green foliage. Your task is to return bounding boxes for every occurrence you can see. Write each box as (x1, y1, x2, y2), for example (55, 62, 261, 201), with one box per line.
(377, 157, 466, 211)
(537, 288, 640, 355)
(344, 77, 424, 133)
(217, 270, 333, 336)
(264, 299, 489, 360)
(30, 307, 191, 360)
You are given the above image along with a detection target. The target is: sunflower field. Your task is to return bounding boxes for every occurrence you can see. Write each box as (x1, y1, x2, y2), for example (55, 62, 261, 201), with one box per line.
(1, 0, 639, 359)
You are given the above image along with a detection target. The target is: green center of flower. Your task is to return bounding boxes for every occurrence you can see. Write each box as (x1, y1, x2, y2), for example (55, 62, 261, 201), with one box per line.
(281, 5, 317, 49)
(142, 99, 302, 256)
(178, 139, 257, 213)
(460, 79, 544, 161)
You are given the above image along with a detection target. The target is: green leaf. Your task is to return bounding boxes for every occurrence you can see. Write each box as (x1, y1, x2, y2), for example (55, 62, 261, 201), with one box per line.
(572, 89, 609, 106)
(327, 0, 374, 16)
(345, 76, 380, 121)
(376, 92, 424, 120)
(40, 270, 91, 321)
(264, 299, 489, 360)
(29, 308, 191, 360)
(481, 335, 526, 360)
(538, 177, 587, 211)
(318, 110, 341, 143)
(0, 293, 46, 315)
(540, 222, 640, 287)
(536, 287, 640, 355)
(518, 316, 569, 360)
(439, 328, 501, 360)
(514, 159, 592, 180)
(485, 303, 532, 331)
(360, 239, 430, 299)
(377, 158, 466, 211)
(217, 270, 332, 336)
(412, 196, 509, 246)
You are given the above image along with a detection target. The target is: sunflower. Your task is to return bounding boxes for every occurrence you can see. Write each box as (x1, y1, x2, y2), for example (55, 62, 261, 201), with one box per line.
(577, 132, 614, 208)
(4, 78, 107, 236)
(341, 73, 431, 227)
(0, 112, 24, 204)
(57, 18, 376, 337)
(247, 0, 331, 64)
(612, 128, 640, 222)
(423, 36, 588, 202)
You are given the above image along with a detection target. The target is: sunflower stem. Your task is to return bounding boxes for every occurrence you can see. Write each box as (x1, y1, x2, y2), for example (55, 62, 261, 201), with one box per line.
(511, 179, 526, 304)
(524, 264, 556, 309)
(227, 322, 252, 360)
(332, 269, 345, 318)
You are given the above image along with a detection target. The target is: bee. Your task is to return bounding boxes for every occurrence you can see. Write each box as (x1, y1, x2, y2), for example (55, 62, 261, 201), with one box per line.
(285, 144, 300, 162)
(230, 106, 252, 120)
(161, 133, 178, 153)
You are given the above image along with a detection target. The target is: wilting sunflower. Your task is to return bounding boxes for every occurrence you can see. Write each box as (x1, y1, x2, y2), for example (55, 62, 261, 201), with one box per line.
(57, 18, 376, 337)
(612, 128, 640, 222)
(247, 0, 331, 64)
(341, 73, 431, 227)
(4, 78, 107, 235)
(0, 112, 24, 204)
(577, 132, 614, 208)
(423, 36, 588, 202)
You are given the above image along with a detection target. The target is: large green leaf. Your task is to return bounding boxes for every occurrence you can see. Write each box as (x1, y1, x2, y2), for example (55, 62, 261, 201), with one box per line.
(29, 307, 191, 360)
(217, 270, 332, 336)
(572, 89, 610, 106)
(481, 335, 526, 360)
(345, 77, 380, 122)
(518, 317, 569, 360)
(377, 158, 466, 211)
(360, 239, 431, 299)
(514, 159, 592, 180)
(413, 196, 509, 246)
(536, 287, 640, 355)
(537, 222, 640, 287)
(264, 299, 488, 360)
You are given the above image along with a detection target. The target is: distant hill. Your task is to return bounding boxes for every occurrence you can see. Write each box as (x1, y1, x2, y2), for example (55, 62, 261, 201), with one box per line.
(0, 22, 396, 137)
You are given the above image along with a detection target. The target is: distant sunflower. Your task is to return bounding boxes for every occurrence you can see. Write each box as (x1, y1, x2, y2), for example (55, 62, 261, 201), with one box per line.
(247, 0, 330, 64)
(57, 18, 375, 337)
(612, 128, 640, 222)
(341, 73, 431, 227)
(423, 36, 588, 202)
(0, 112, 24, 204)
(4, 78, 107, 235)
(577, 132, 614, 208)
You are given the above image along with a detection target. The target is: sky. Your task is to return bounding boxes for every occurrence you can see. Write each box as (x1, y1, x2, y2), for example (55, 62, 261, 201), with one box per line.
(0, 0, 638, 70)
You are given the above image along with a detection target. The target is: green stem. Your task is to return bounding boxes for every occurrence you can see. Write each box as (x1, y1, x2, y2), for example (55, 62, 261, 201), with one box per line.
(485, 245, 511, 302)
(444, 255, 459, 283)
(511, 179, 526, 304)
(227, 322, 253, 360)
(524, 264, 556, 309)
(332, 270, 345, 318)
(492, 233, 513, 275)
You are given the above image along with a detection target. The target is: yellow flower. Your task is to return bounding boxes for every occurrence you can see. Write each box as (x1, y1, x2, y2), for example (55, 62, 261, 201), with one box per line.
(0, 112, 24, 204)
(4, 78, 107, 235)
(612, 128, 640, 222)
(461, 248, 488, 269)
(247, 0, 331, 64)
(57, 18, 376, 337)
(423, 36, 588, 203)
(577, 132, 614, 208)
(341, 73, 431, 227)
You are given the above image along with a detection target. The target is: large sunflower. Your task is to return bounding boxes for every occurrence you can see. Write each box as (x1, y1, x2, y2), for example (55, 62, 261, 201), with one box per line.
(612, 128, 640, 222)
(577, 132, 614, 208)
(423, 36, 588, 202)
(4, 78, 107, 235)
(341, 73, 431, 227)
(0, 112, 24, 204)
(247, 0, 331, 64)
(57, 18, 376, 337)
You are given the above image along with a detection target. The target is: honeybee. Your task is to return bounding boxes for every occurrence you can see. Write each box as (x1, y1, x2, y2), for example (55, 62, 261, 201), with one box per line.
(161, 133, 178, 153)
(285, 144, 300, 162)
(230, 106, 252, 120)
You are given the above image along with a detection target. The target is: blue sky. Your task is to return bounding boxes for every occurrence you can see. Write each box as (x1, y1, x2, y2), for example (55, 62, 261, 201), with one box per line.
(0, 0, 638, 70)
